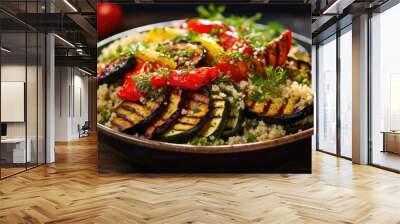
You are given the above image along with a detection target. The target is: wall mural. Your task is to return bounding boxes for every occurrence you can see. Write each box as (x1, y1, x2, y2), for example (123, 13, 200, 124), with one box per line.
(96, 3, 313, 173)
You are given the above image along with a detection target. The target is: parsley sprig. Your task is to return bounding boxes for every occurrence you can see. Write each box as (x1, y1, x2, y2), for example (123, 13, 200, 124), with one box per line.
(133, 68, 170, 96)
(249, 66, 288, 102)
(224, 51, 251, 61)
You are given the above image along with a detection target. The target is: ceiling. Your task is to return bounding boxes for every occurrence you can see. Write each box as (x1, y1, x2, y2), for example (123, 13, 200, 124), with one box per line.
(0, 0, 97, 73)
(3, 0, 390, 72)
(311, 0, 390, 41)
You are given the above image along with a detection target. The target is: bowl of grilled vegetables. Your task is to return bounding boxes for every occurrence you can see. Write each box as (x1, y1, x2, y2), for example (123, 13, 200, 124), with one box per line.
(97, 7, 313, 154)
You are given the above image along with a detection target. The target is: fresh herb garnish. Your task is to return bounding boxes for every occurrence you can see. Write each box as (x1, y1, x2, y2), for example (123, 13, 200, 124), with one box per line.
(172, 31, 199, 43)
(249, 90, 265, 102)
(133, 72, 154, 94)
(133, 67, 170, 95)
(99, 111, 109, 125)
(249, 66, 288, 101)
(224, 51, 250, 61)
(197, 4, 226, 21)
(210, 28, 219, 36)
(193, 106, 201, 113)
(129, 42, 146, 55)
(155, 43, 169, 56)
(116, 45, 123, 53)
(196, 4, 284, 50)
(147, 88, 163, 100)
(245, 132, 256, 143)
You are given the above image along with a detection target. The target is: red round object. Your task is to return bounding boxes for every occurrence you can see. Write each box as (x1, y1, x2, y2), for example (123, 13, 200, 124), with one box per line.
(150, 76, 167, 88)
(185, 19, 226, 34)
(97, 3, 124, 39)
(216, 62, 243, 82)
(168, 67, 219, 90)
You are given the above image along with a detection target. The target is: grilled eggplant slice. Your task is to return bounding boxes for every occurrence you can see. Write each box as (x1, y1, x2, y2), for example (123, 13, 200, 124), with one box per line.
(97, 55, 136, 85)
(287, 56, 311, 82)
(247, 97, 313, 124)
(110, 89, 169, 134)
(197, 93, 231, 138)
(158, 41, 207, 68)
(161, 87, 213, 143)
(145, 88, 186, 139)
(287, 47, 311, 83)
(284, 115, 313, 134)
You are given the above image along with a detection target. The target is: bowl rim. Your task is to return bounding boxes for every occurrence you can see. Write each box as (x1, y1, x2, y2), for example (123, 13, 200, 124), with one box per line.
(98, 124, 314, 154)
(97, 19, 313, 154)
(98, 19, 312, 48)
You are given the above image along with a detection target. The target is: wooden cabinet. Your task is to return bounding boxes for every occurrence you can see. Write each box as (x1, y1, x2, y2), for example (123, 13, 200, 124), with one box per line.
(382, 131, 400, 154)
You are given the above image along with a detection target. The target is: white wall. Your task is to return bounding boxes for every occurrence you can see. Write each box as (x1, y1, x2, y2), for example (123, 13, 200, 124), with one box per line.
(54, 66, 89, 141)
(1, 65, 35, 138)
(55, 66, 70, 141)
(1, 63, 46, 164)
(72, 73, 89, 138)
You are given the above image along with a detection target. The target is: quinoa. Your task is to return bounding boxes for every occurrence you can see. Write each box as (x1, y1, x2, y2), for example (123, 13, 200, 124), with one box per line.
(189, 119, 286, 146)
(281, 80, 313, 111)
(98, 33, 146, 63)
(216, 81, 245, 110)
(226, 136, 246, 145)
(97, 84, 122, 126)
(226, 120, 286, 145)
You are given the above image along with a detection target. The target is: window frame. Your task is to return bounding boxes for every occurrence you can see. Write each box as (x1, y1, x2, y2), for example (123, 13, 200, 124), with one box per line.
(315, 22, 353, 161)
(367, 0, 400, 173)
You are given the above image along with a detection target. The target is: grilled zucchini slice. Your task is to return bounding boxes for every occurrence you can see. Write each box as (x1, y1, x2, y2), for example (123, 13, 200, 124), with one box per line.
(145, 88, 186, 139)
(213, 81, 246, 138)
(222, 105, 245, 137)
(161, 87, 212, 143)
(197, 93, 231, 138)
(110, 89, 169, 133)
(247, 96, 313, 124)
(97, 55, 136, 85)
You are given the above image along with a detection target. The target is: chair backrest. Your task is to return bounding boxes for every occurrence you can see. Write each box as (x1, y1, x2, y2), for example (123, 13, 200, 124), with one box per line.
(82, 121, 90, 129)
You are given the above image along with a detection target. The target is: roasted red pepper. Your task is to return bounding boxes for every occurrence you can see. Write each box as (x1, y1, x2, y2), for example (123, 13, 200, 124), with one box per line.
(118, 61, 165, 101)
(216, 62, 243, 82)
(168, 67, 219, 90)
(183, 19, 253, 54)
(118, 76, 143, 101)
(217, 30, 238, 49)
(184, 19, 227, 34)
(232, 41, 253, 55)
(119, 64, 220, 100)
(150, 75, 167, 88)
(118, 63, 143, 101)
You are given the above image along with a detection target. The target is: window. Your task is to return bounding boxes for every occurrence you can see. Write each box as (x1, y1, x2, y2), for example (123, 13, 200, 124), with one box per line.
(370, 3, 400, 171)
(0, 1, 46, 179)
(317, 35, 337, 154)
(339, 27, 352, 158)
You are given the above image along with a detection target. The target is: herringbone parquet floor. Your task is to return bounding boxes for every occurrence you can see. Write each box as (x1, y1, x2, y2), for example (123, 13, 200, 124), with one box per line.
(1, 135, 400, 224)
